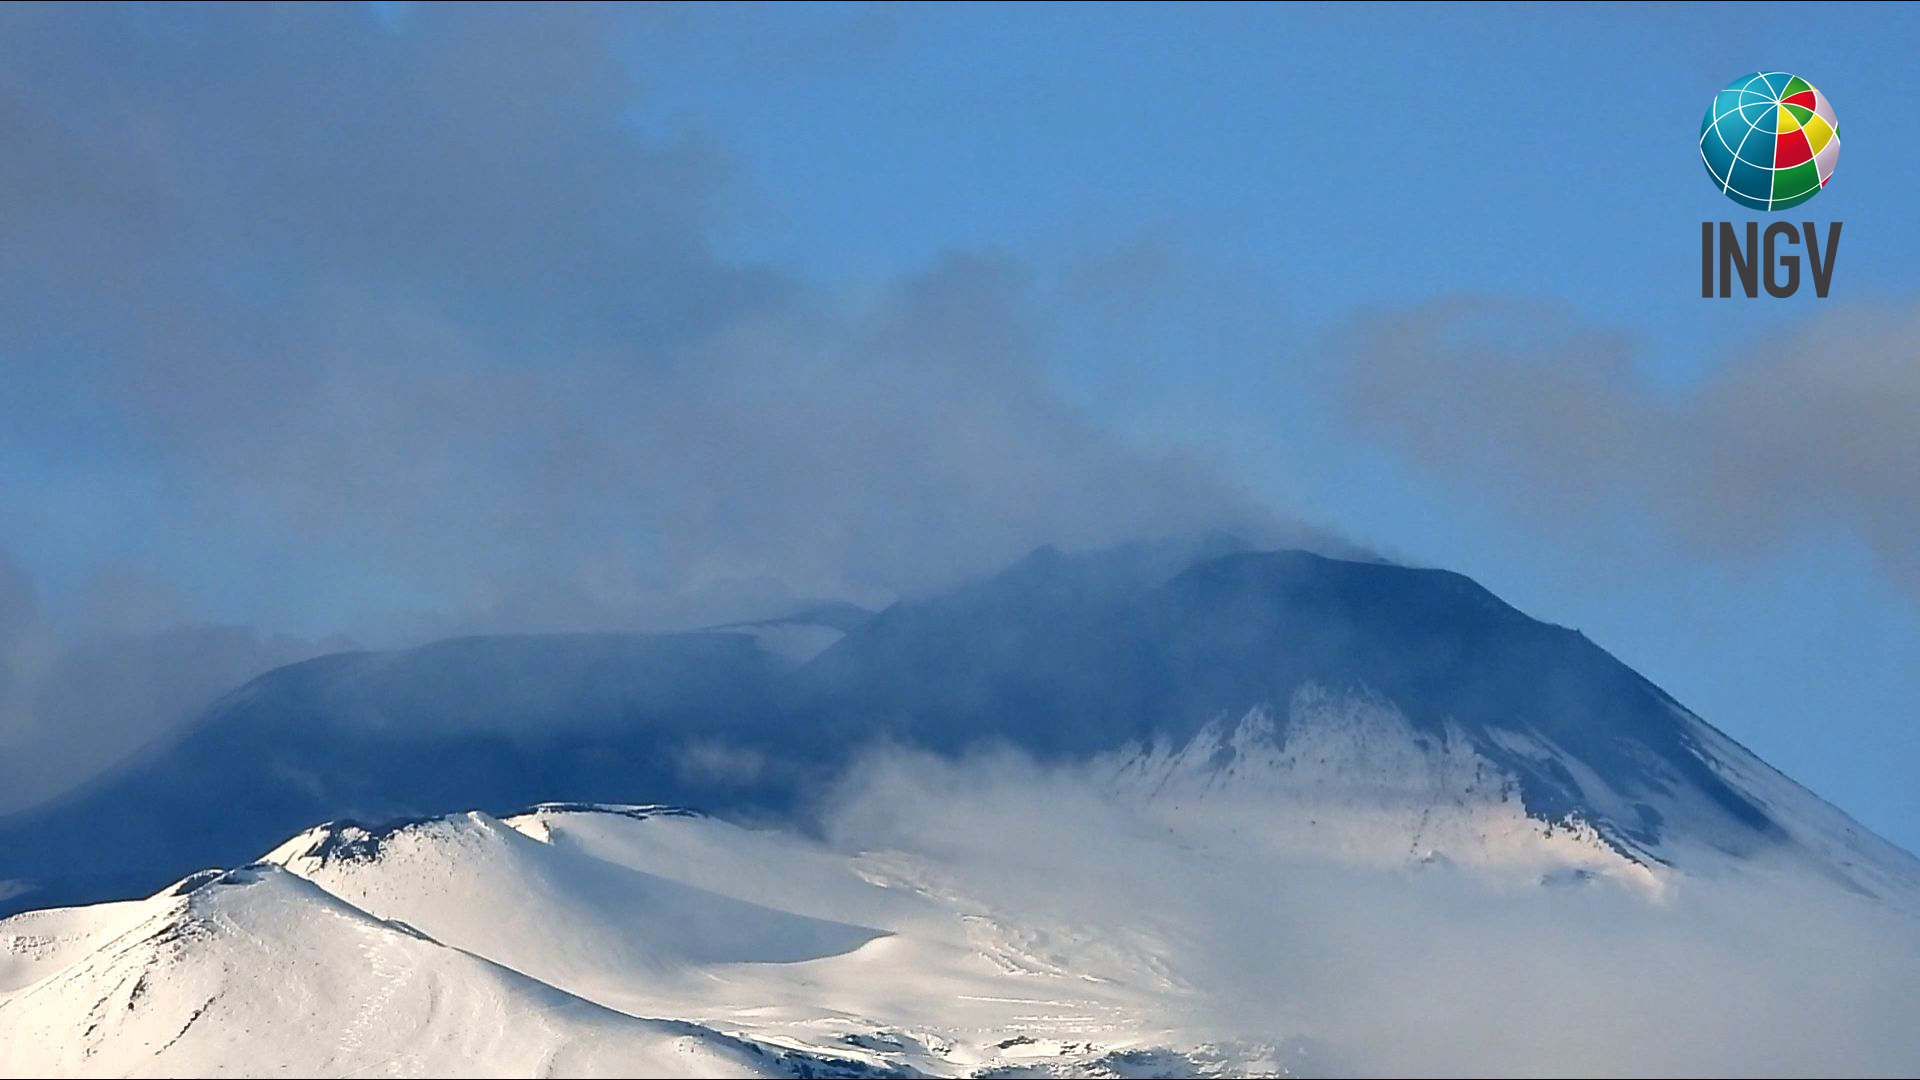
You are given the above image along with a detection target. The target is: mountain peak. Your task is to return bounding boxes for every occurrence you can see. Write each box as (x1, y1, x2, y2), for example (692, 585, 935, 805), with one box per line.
(1, 539, 1915, 919)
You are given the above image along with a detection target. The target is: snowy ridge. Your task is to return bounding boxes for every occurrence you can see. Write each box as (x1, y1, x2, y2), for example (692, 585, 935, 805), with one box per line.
(261, 809, 884, 996)
(2, 804, 1296, 1078)
(7, 798, 1920, 1076)
(1679, 711, 1920, 900)
(0, 861, 855, 1079)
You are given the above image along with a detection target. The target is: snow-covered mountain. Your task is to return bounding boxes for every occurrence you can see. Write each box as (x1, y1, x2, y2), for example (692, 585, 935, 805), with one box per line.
(4, 541, 1920, 1075)
(802, 545, 1920, 896)
(7, 796, 1919, 1077)
(2, 540, 1914, 916)
(0, 824, 887, 1078)
(0, 803, 1292, 1078)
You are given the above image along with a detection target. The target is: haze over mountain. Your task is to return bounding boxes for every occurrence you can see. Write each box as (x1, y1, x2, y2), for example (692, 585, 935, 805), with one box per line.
(6, 7, 1919, 1077)
(5, 539, 1920, 1075)
(3, 539, 1913, 920)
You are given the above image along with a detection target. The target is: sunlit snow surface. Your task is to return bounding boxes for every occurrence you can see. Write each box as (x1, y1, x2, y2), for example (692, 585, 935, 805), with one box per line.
(7, 780, 1920, 1078)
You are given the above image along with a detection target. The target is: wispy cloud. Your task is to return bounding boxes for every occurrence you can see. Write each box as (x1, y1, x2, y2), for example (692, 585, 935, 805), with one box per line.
(0, 7, 1277, 802)
(1337, 297, 1920, 596)
(0, 6, 1263, 627)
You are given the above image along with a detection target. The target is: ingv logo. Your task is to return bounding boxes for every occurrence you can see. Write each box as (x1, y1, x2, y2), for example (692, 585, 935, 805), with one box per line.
(1701, 221, 1841, 299)
(1698, 72, 1843, 298)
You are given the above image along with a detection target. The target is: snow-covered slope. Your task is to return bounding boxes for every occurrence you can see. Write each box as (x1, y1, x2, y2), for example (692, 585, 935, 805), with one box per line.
(796, 545, 1920, 901)
(1, 804, 1291, 1078)
(1099, 682, 1920, 901)
(1103, 689, 1666, 892)
(0, 899, 149, 996)
(10, 799, 1919, 1077)
(0, 860, 853, 1078)
(1, 539, 1914, 931)
(259, 805, 1204, 1074)
(259, 807, 882, 1002)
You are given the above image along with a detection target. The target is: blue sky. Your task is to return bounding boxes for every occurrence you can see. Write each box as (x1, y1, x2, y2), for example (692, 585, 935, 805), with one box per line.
(607, 6, 1920, 848)
(1, 5, 1916, 851)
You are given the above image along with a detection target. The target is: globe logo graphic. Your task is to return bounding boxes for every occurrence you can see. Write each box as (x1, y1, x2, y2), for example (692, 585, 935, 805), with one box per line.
(1700, 73, 1840, 211)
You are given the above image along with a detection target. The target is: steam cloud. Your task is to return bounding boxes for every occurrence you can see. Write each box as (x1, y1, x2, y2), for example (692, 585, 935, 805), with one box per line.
(826, 747, 1920, 1077)
(0, 6, 1270, 801)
